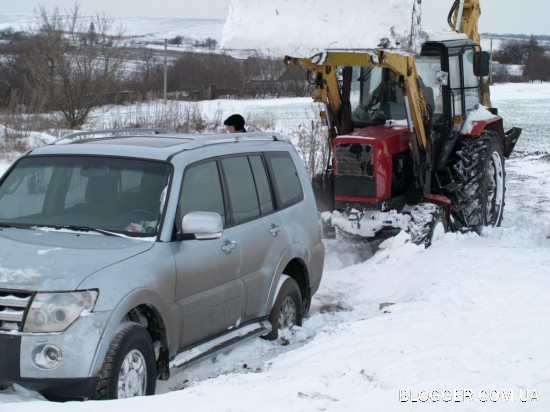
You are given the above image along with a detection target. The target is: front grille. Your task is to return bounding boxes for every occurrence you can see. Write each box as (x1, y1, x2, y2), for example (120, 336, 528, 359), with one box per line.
(335, 143, 374, 177)
(0, 290, 34, 332)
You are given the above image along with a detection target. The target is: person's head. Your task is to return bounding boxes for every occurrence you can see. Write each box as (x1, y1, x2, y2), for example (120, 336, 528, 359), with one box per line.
(224, 114, 246, 133)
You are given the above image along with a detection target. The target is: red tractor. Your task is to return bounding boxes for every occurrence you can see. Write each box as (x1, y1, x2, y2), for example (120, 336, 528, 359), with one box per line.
(289, 0, 522, 245)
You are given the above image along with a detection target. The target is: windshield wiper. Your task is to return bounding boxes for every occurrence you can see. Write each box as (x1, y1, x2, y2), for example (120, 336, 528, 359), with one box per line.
(0, 222, 28, 229)
(42, 224, 122, 237)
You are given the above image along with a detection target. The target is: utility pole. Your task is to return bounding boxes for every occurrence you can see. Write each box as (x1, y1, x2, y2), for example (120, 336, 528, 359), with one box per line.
(164, 39, 168, 101)
(489, 37, 493, 85)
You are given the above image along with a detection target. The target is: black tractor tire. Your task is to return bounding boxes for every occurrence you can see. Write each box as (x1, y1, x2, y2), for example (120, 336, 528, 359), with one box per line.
(264, 277, 303, 341)
(311, 171, 335, 213)
(94, 323, 157, 400)
(450, 132, 505, 233)
(0, 381, 12, 390)
(408, 203, 447, 247)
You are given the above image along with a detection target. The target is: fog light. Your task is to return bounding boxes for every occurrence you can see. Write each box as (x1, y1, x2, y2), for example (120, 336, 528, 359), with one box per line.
(33, 344, 62, 369)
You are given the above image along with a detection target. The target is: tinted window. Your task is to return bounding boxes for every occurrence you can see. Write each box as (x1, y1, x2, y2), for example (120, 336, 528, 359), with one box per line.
(180, 161, 225, 222)
(249, 155, 274, 214)
(222, 156, 261, 224)
(0, 156, 170, 236)
(265, 152, 303, 208)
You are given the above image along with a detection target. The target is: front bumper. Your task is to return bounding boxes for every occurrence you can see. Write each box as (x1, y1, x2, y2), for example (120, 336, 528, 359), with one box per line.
(0, 311, 110, 398)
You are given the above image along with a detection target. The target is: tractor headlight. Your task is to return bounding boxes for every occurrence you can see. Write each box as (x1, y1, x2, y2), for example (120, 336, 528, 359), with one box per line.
(23, 290, 98, 333)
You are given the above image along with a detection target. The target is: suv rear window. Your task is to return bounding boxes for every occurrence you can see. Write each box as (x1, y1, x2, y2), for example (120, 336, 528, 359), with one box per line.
(265, 152, 303, 208)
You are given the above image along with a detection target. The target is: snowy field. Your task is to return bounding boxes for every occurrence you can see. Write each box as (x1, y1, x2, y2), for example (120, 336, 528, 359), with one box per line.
(0, 82, 549, 411)
(0, 14, 225, 48)
(0, 14, 521, 54)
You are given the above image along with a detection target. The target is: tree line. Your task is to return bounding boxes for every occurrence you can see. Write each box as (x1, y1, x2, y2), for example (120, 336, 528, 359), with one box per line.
(0, 6, 310, 129)
(491, 35, 550, 82)
(1, 6, 547, 130)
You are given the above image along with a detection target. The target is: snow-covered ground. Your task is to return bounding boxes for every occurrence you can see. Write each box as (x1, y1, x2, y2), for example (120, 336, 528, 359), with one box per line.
(1, 82, 549, 411)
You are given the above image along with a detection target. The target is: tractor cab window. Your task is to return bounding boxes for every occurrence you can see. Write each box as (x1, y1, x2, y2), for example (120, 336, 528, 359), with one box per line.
(449, 54, 463, 117)
(415, 55, 442, 122)
(449, 47, 481, 118)
(463, 48, 481, 113)
(350, 67, 406, 126)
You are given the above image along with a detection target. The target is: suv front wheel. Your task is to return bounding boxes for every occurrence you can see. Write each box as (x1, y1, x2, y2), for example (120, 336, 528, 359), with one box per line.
(94, 323, 157, 399)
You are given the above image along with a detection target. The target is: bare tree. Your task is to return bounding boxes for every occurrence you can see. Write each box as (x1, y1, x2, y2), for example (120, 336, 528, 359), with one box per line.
(17, 5, 127, 128)
(493, 39, 527, 65)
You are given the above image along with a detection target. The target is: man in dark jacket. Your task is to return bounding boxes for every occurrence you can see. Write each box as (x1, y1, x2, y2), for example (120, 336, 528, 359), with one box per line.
(224, 114, 247, 133)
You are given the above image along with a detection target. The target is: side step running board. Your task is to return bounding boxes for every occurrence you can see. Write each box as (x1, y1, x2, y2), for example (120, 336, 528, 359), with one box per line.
(169, 321, 272, 370)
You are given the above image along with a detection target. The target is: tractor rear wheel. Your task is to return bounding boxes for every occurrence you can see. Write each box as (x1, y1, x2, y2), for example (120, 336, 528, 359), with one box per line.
(451, 132, 505, 232)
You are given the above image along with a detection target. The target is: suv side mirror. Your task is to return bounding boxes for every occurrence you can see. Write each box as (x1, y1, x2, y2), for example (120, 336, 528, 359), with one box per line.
(181, 211, 223, 240)
(474, 51, 490, 77)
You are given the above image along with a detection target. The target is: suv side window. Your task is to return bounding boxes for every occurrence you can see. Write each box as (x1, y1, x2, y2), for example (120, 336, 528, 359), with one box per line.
(265, 151, 303, 208)
(249, 155, 274, 214)
(179, 160, 225, 223)
(221, 155, 274, 224)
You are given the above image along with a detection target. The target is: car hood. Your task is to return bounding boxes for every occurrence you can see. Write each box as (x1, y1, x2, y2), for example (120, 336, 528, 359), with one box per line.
(0, 228, 154, 291)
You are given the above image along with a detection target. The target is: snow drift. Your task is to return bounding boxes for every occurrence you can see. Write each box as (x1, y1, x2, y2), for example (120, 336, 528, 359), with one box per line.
(221, 0, 423, 57)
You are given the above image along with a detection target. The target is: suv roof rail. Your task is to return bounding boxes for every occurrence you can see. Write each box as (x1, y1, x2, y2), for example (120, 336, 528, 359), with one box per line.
(55, 128, 167, 144)
(184, 132, 284, 149)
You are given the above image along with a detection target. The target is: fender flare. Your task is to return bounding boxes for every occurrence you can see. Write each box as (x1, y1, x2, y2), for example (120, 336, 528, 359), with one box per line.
(467, 116, 505, 139)
(88, 288, 173, 377)
(263, 243, 310, 316)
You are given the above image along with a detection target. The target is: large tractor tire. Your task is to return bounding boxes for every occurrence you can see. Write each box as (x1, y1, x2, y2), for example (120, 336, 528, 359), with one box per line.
(408, 203, 447, 247)
(451, 132, 505, 233)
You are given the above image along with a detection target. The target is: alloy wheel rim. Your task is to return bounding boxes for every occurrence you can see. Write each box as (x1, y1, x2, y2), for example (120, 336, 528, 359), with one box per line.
(278, 296, 297, 329)
(118, 349, 147, 398)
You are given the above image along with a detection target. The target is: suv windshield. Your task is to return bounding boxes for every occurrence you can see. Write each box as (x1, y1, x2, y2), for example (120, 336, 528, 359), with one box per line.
(0, 156, 170, 237)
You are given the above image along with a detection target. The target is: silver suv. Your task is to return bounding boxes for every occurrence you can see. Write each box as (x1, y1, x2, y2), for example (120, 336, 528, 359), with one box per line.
(0, 129, 324, 400)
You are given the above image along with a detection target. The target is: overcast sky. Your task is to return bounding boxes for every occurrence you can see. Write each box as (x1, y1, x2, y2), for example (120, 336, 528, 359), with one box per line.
(1, 0, 547, 35)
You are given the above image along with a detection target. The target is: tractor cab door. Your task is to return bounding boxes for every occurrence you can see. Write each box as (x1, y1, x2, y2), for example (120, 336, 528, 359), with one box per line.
(448, 46, 482, 120)
(418, 41, 482, 170)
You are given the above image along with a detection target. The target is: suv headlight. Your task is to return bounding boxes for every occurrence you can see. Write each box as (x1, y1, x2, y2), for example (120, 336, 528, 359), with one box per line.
(23, 291, 98, 333)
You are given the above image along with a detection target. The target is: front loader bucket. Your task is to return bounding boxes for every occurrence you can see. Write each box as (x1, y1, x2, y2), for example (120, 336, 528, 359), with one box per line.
(221, 0, 423, 57)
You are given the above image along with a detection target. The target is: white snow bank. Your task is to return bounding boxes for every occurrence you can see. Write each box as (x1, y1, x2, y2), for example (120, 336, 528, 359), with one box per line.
(221, 0, 423, 57)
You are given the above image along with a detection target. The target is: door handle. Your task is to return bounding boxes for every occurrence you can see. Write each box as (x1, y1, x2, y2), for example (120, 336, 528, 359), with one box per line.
(269, 223, 281, 237)
(221, 239, 237, 254)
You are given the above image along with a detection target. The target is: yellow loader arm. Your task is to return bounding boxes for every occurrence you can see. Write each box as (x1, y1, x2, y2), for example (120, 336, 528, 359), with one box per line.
(448, 0, 481, 45)
(285, 51, 429, 151)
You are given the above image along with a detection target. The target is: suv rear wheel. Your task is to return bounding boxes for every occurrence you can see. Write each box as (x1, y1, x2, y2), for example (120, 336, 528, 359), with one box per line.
(265, 277, 303, 340)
